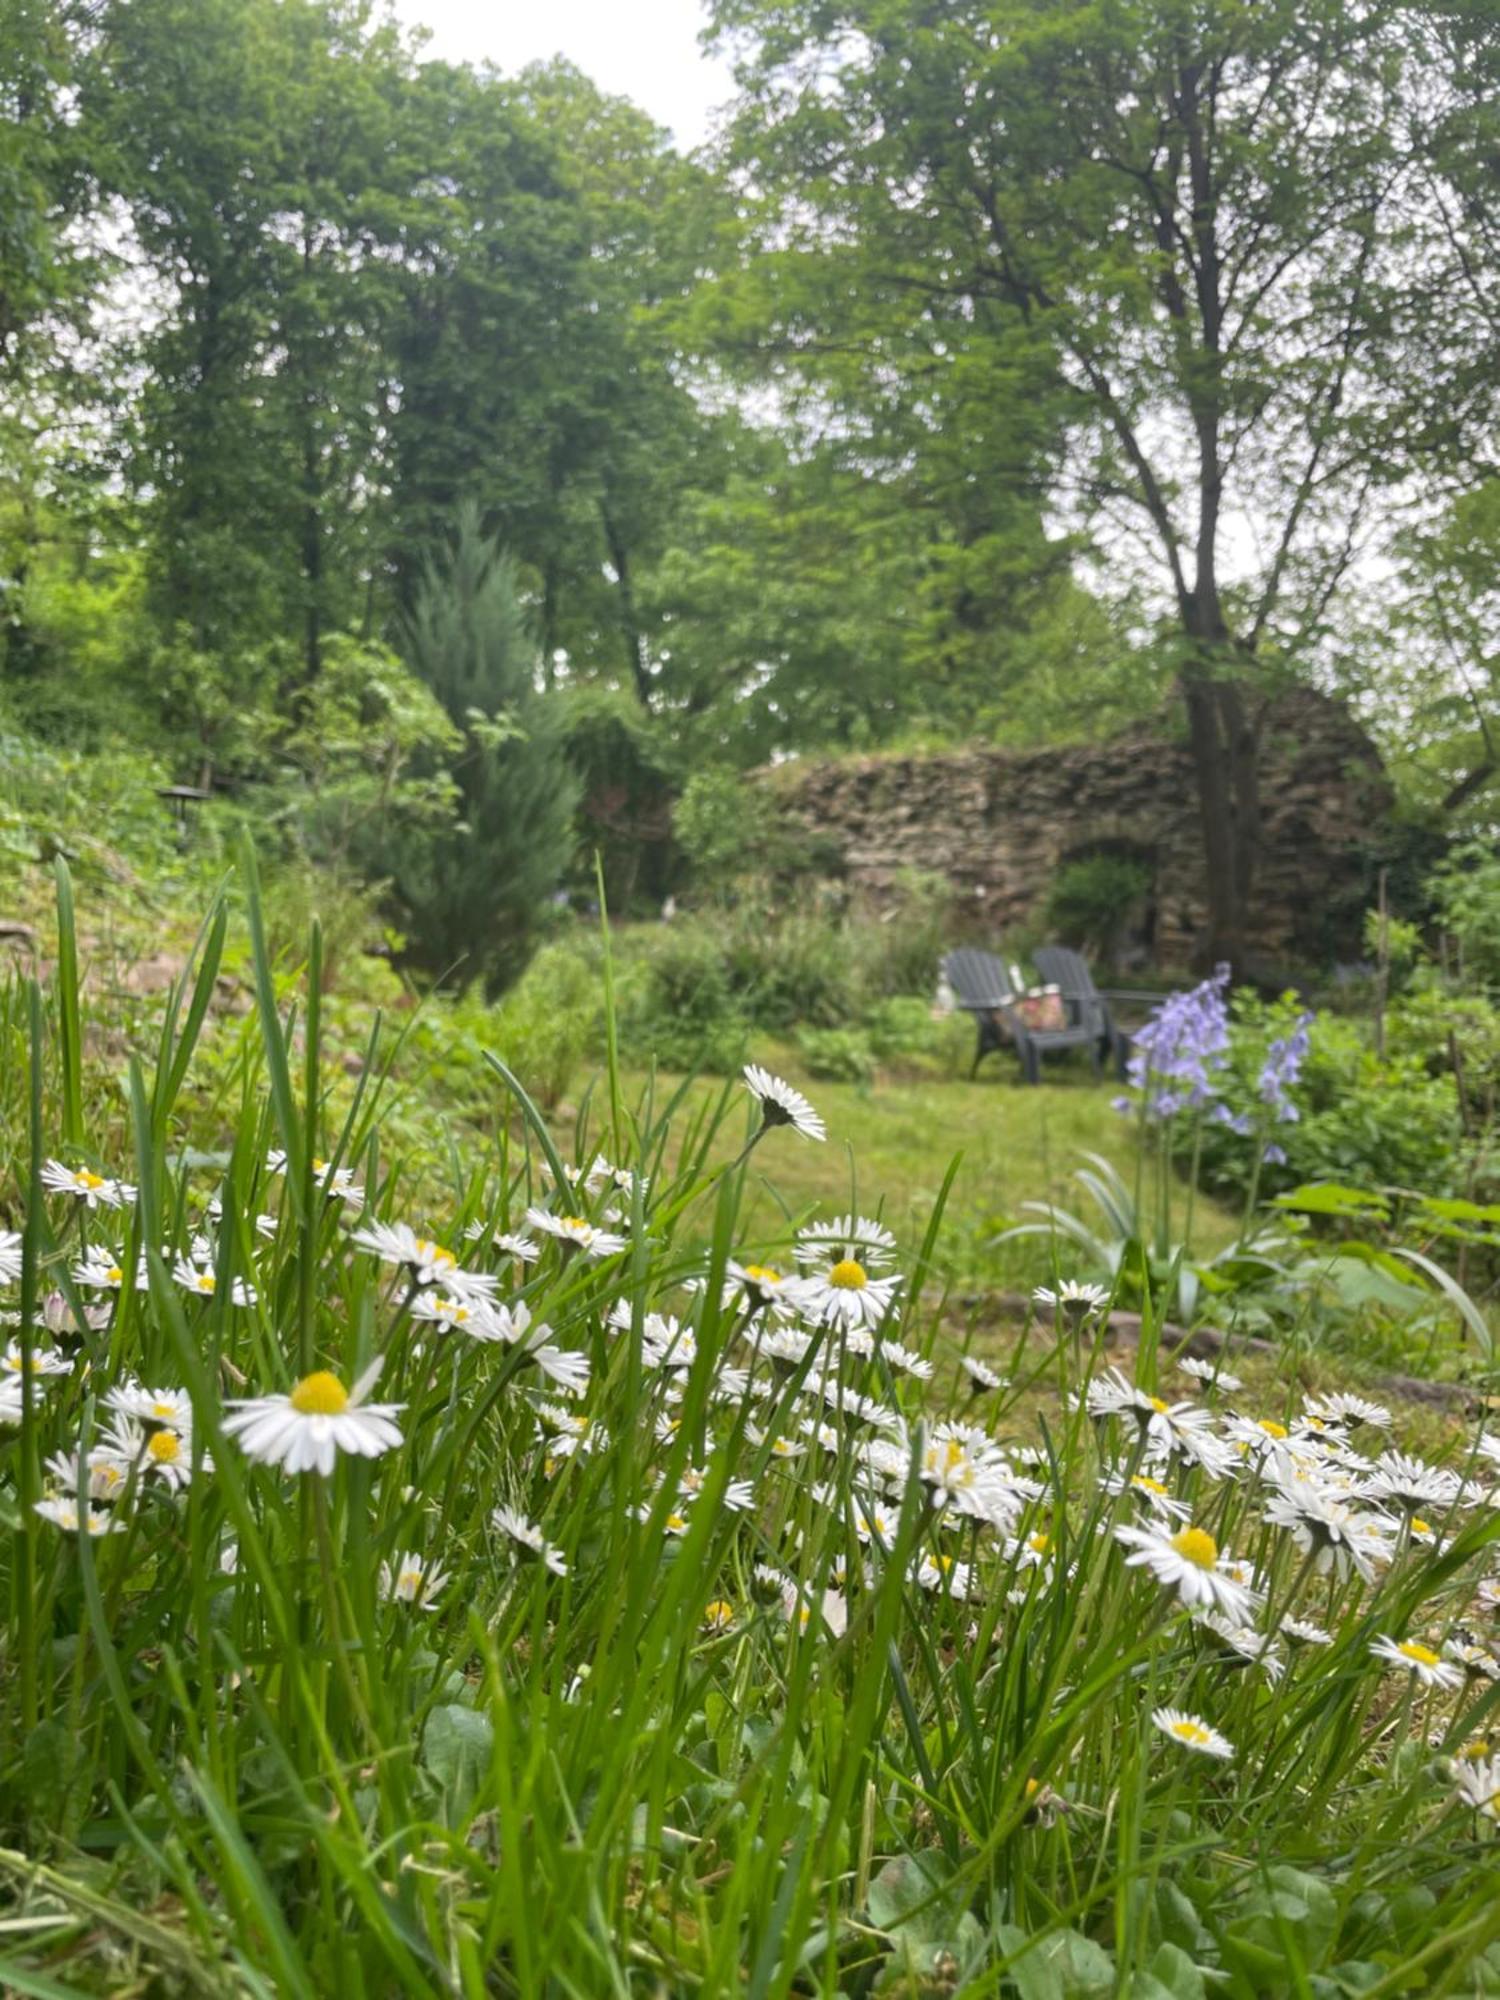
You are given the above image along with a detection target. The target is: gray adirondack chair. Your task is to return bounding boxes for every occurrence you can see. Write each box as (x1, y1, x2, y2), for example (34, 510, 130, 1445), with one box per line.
(942, 948, 1103, 1083)
(1032, 945, 1129, 1077)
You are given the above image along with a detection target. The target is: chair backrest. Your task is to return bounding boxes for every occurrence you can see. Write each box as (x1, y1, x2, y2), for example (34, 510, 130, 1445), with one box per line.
(1034, 945, 1106, 1034)
(941, 948, 1014, 1011)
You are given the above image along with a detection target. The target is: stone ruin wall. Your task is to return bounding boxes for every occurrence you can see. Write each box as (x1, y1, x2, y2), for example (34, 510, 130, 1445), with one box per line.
(761, 688, 1391, 971)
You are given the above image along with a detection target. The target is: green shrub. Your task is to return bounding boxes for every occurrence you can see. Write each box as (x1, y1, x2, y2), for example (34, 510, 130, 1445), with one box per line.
(1430, 840, 1500, 990)
(1198, 993, 1466, 1201)
(381, 505, 579, 996)
(795, 1024, 877, 1084)
(673, 768, 783, 890)
(624, 924, 750, 1073)
(1045, 852, 1151, 962)
(720, 904, 856, 1029)
(846, 870, 953, 999)
(490, 939, 602, 1109)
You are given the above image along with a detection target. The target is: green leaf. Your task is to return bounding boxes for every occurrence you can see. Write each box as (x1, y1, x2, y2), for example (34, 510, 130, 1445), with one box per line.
(1272, 1184, 1391, 1219)
(422, 1703, 494, 1821)
(1223, 1866, 1338, 1988)
(867, 1850, 955, 1940)
(1144, 1943, 1207, 2000)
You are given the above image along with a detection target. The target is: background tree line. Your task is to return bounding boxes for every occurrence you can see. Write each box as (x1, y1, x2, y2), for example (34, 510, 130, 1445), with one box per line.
(2, 0, 1498, 987)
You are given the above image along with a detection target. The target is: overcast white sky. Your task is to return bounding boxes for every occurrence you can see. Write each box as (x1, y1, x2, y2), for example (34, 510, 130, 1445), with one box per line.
(391, 0, 735, 147)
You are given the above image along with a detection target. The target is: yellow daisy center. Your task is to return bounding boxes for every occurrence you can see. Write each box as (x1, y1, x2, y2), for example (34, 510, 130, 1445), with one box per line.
(195, 1273, 216, 1292)
(417, 1241, 454, 1267)
(665, 1512, 688, 1533)
(703, 1599, 734, 1628)
(1134, 1475, 1168, 1496)
(1412, 1517, 1431, 1536)
(1029, 1532, 1051, 1555)
(1170, 1527, 1219, 1570)
(147, 1431, 182, 1464)
(1149, 1396, 1170, 1414)
(398, 1566, 423, 1595)
(1257, 1419, 1288, 1440)
(1170, 1720, 1212, 1746)
(1398, 1640, 1440, 1668)
(829, 1258, 868, 1291)
(562, 1217, 589, 1232)
(289, 1371, 349, 1416)
(76, 1170, 104, 1191)
(151, 1400, 177, 1418)
(743, 1264, 781, 1284)
(106, 1265, 124, 1284)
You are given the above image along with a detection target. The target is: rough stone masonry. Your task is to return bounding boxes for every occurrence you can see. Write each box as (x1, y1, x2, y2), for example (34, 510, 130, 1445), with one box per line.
(762, 687, 1391, 971)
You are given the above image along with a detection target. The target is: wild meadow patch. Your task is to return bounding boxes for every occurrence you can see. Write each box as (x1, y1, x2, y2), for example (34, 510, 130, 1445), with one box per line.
(3, 865, 1500, 1996)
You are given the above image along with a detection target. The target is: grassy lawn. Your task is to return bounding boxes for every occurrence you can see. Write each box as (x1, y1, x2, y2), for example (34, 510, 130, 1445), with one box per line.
(609, 1042, 1242, 1290)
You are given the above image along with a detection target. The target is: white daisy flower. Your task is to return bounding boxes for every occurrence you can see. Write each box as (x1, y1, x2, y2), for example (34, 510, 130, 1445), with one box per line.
(584, 1156, 651, 1201)
(726, 1260, 801, 1313)
(409, 1291, 506, 1340)
(796, 1214, 897, 1265)
(793, 1256, 902, 1334)
(1371, 1634, 1464, 1690)
(1303, 1391, 1391, 1432)
(1100, 1469, 1193, 1523)
(172, 1258, 257, 1307)
(780, 1581, 847, 1637)
(35, 1495, 122, 1536)
(0, 1231, 22, 1287)
(524, 1209, 628, 1259)
(492, 1504, 567, 1575)
(913, 1550, 974, 1598)
(742, 1064, 826, 1143)
(755, 1324, 821, 1368)
(1152, 1708, 1233, 1760)
(221, 1368, 404, 1477)
(1224, 1408, 1296, 1456)
(72, 1248, 139, 1293)
(877, 1338, 933, 1381)
(1178, 1356, 1243, 1392)
(45, 1447, 133, 1505)
(104, 1382, 194, 1431)
(266, 1150, 365, 1206)
(959, 1354, 1003, 1393)
(523, 1340, 591, 1397)
(463, 1222, 541, 1266)
(1453, 1754, 1500, 1821)
(1445, 1638, 1500, 1683)
(1197, 1615, 1285, 1682)
(1280, 1617, 1333, 1648)
(348, 1220, 496, 1298)
(1263, 1486, 1395, 1583)
(379, 1551, 450, 1608)
(918, 1424, 1027, 1532)
(100, 1417, 209, 1491)
(1360, 1451, 1465, 1518)
(2, 1343, 72, 1381)
(40, 1161, 134, 1210)
(1033, 1278, 1110, 1317)
(1114, 1523, 1258, 1623)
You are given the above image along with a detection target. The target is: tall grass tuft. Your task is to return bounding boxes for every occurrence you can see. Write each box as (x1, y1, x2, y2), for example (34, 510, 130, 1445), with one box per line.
(0, 863, 1499, 1993)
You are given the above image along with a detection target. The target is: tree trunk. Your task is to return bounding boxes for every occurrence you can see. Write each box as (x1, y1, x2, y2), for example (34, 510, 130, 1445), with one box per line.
(601, 502, 652, 710)
(1179, 604, 1260, 973)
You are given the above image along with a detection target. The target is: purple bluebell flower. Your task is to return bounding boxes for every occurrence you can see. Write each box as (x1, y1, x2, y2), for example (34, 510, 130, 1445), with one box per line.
(1124, 966, 1231, 1122)
(1258, 1012, 1313, 1124)
(1262, 1143, 1287, 1166)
